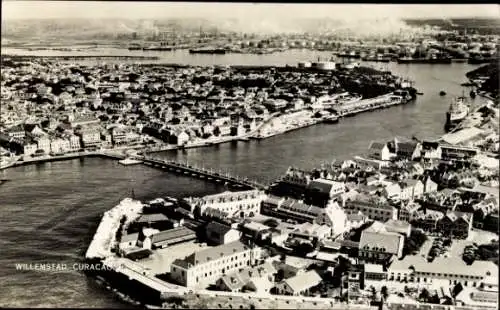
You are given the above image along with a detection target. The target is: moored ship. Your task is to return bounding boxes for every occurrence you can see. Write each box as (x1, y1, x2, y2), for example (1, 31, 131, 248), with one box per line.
(189, 48, 226, 54)
(119, 157, 142, 166)
(445, 96, 469, 132)
(397, 56, 452, 64)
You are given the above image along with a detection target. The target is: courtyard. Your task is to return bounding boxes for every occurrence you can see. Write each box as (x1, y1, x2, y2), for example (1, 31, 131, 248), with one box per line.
(135, 240, 211, 275)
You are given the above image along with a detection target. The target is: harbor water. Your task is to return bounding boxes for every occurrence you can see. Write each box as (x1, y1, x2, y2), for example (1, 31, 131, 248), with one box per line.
(0, 49, 488, 307)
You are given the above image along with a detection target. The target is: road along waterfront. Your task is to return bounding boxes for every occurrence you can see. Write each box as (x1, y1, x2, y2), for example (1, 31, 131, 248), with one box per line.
(0, 53, 489, 308)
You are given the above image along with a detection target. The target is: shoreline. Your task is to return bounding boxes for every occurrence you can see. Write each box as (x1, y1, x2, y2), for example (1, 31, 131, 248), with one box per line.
(1, 94, 414, 171)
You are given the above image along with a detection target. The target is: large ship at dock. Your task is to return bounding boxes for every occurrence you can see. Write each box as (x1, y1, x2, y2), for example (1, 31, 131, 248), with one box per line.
(362, 54, 391, 62)
(445, 96, 469, 132)
(189, 48, 226, 54)
(312, 92, 362, 110)
(397, 55, 452, 64)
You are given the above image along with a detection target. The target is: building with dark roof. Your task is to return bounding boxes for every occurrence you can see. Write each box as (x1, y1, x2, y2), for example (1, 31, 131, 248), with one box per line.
(215, 261, 276, 293)
(368, 141, 392, 161)
(133, 213, 173, 231)
(437, 211, 473, 239)
(170, 241, 263, 288)
(149, 226, 196, 249)
(395, 141, 422, 160)
(305, 178, 345, 207)
(205, 221, 241, 245)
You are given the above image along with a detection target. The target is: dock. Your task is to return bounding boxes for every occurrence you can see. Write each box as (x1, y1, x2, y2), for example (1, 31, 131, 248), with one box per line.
(336, 94, 407, 117)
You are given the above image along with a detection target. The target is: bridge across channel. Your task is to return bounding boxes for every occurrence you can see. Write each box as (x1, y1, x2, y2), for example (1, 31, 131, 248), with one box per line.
(139, 156, 268, 190)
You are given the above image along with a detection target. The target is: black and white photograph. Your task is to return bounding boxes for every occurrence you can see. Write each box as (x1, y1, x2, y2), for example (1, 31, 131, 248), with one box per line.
(1, 1, 499, 309)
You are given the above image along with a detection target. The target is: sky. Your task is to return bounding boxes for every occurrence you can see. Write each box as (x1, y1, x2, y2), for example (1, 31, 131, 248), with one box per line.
(2, 1, 499, 20)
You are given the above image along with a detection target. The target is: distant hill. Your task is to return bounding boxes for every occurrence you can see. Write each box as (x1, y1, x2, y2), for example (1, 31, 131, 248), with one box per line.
(404, 17, 500, 35)
(1, 17, 438, 41)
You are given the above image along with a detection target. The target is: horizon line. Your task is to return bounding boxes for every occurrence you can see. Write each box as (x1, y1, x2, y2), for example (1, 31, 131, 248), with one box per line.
(3, 15, 500, 21)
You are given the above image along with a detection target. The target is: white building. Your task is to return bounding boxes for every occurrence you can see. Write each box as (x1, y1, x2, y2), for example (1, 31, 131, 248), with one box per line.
(289, 222, 332, 242)
(23, 143, 37, 156)
(81, 129, 101, 148)
(359, 226, 405, 264)
(387, 256, 498, 289)
(275, 270, 322, 296)
(170, 241, 262, 288)
(344, 194, 398, 222)
(455, 275, 499, 308)
(315, 201, 348, 237)
(383, 183, 402, 201)
(36, 136, 51, 154)
(191, 190, 265, 219)
(50, 138, 70, 154)
(399, 179, 424, 201)
(368, 142, 393, 161)
(69, 135, 81, 151)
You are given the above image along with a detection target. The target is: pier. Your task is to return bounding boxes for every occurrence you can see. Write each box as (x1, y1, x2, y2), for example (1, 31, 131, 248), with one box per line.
(336, 94, 408, 117)
(140, 156, 268, 190)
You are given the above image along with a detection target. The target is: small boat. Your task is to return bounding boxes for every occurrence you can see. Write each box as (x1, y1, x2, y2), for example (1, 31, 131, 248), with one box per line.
(417, 92, 424, 95)
(461, 82, 476, 87)
(439, 91, 447, 96)
(118, 158, 142, 166)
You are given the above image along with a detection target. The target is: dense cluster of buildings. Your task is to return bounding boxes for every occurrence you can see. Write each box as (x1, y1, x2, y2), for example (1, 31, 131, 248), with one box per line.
(0, 56, 411, 163)
(109, 123, 498, 308)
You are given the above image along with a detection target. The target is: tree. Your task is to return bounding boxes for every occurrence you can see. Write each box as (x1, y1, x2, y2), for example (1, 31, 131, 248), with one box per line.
(419, 288, 431, 302)
(404, 286, 410, 294)
(403, 229, 428, 256)
(370, 286, 377, 300)
(381, 286, 389, 301)
(275, 269, 285, 282)
(293, 242, 314, 256)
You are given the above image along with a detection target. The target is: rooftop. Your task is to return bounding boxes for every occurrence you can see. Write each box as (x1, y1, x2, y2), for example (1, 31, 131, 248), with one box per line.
(364, 263, 384, 273)
(307, 178, 344, 194)
(120, 232, 139, 244)
(172, 241, 250, 269)
(150, 226, 195, 244)
(389, 255, 498, 278)
(283, 270, 322, 293)
(136, 213, 169, 223)
(201, 190, 262, 204)
(359, 230, 404, 254)
(369, 141, 387, 151)
(206, 221, 233, 236)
